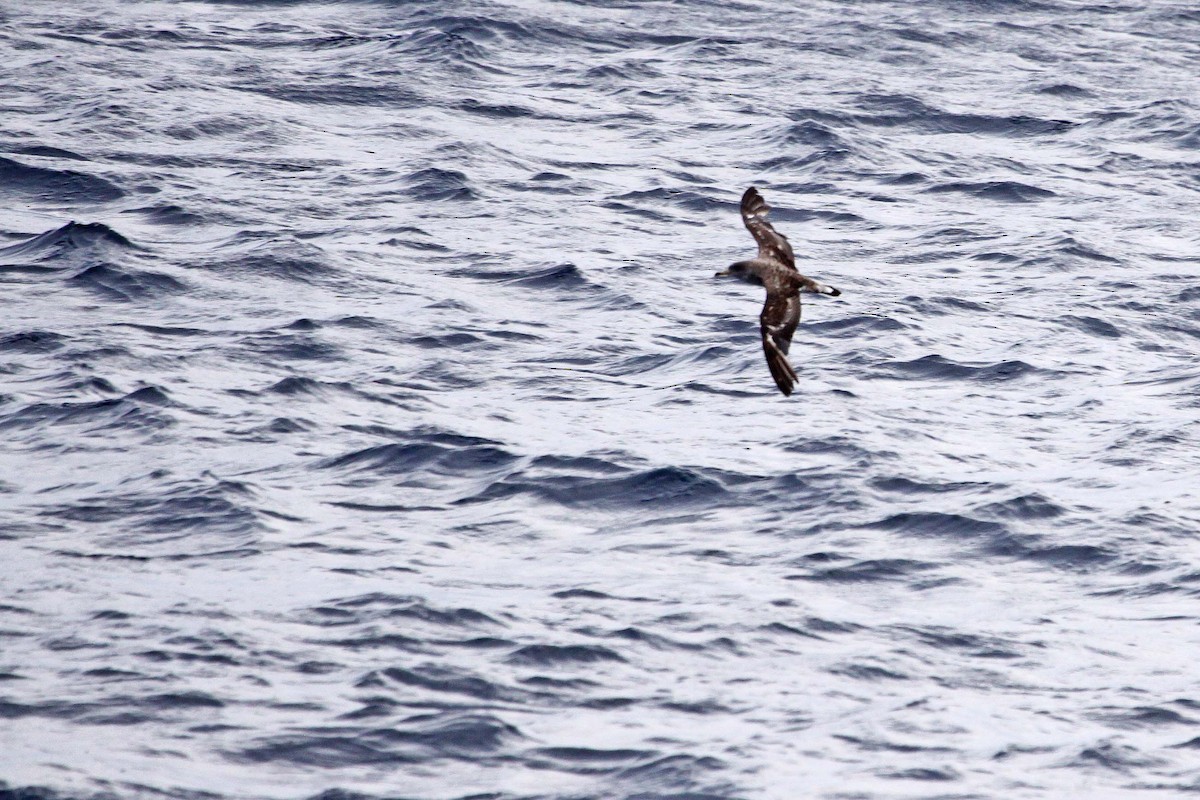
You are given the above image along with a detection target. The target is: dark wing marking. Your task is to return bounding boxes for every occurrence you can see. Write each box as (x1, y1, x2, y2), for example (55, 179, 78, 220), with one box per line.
(760, 291, 801, 396)
(741, 187, 796, 271)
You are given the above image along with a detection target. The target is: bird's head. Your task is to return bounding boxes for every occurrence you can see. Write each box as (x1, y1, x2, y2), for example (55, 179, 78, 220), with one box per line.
(714, 261, 763, 286)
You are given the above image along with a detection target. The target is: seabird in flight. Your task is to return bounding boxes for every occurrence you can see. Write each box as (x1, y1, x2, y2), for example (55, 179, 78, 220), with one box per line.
(715, 187, 841, 396)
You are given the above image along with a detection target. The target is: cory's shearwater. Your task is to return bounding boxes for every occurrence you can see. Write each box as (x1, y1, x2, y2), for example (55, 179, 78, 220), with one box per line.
(715, 187, 842, 396)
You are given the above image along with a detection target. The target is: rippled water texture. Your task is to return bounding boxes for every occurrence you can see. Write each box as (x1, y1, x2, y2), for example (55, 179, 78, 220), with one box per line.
(3, 1, 1200, 798)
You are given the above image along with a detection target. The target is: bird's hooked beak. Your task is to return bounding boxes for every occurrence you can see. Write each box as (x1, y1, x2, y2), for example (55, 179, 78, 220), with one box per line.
(714, 268, 732, 278)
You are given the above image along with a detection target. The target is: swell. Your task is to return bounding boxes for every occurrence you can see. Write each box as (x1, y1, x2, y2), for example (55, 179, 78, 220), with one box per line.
(0, 222, 184, 299)
(0, 156, 124, 204)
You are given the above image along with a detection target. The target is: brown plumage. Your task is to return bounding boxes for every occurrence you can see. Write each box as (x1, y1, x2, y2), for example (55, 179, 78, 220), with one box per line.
(715, 187, 841, 396)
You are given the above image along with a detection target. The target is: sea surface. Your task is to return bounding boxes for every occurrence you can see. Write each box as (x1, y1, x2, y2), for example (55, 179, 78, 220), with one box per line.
(3, 1, 1200, 798)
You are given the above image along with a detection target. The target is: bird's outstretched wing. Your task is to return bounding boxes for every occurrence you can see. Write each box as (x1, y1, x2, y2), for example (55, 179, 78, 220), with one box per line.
(741, 187, 796, 271)
(760, 291, 801, 396)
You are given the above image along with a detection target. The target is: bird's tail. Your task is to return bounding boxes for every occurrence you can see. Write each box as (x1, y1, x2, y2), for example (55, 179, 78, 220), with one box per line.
(803, 279, 841, 297)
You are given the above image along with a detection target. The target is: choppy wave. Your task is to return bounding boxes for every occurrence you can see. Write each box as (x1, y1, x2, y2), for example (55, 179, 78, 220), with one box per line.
(4, 1, 1200, 798)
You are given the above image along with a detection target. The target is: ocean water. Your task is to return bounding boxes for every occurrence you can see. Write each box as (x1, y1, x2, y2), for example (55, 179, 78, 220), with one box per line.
(3, 1, 1200, 798)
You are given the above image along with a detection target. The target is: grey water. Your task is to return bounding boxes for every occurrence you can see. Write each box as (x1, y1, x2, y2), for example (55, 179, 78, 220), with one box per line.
(3, 1, 1200, 798)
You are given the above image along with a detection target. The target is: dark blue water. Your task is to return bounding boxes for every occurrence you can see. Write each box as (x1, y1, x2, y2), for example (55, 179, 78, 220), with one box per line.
(4, 2, 1200, 798)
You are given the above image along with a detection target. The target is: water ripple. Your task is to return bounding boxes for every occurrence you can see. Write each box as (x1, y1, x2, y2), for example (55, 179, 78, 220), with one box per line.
(4, 1, 1200, 798)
